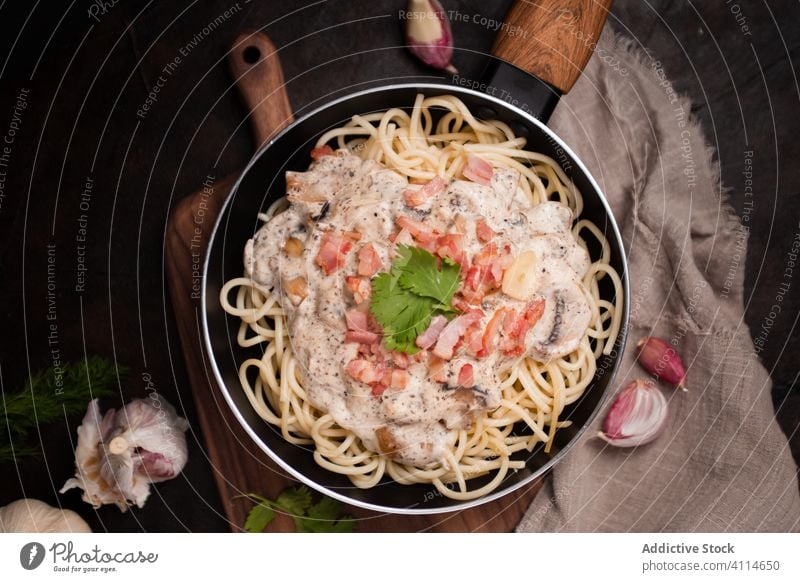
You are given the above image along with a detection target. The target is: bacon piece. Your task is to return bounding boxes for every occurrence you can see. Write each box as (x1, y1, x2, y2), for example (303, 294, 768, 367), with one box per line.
(415, 315, 448, 350)
(310, 145, 334, 160)
(316, 232, 353, 275)
(480, 308, 508, 357)
(357, 244, 382, 277)
(489, 253, 513, 285)
(402, 176, 447, 207)
(427, 355, 448, 383)
(389, 369, 409, 389)
(433, 310, 484, 360)
(463, 323, 484, 356)
(345, 359, 384, 384)
(476, 219, 495, 243)
(473, 242, 498, 267)
(465, 267, 481, 291)
(345, 330, 380, 344)
(457, 364, 475, 388)
(500, 298, 547, 357)
(396, 216, 438, 248)
(390, 352, 410, 370)
(463, 154, 493, 185)
(345, 276, 371, 304)
(345, 309, 369, 331)
(375, 368, 408, 396)
(436, 233, 468, 268)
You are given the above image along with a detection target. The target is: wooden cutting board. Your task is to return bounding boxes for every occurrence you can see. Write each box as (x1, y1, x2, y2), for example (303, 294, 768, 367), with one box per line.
(166, 32, 542, 532)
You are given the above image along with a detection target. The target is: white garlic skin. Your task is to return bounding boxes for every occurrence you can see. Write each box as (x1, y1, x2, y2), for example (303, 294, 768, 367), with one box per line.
(0, 499, 91, 533)
(598, 379, 668, 447)
(60, 395, 189, 511)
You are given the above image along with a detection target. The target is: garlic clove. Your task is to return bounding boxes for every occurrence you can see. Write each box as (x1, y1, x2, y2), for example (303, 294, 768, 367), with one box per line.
(502, 250, 538, 300)
(405, 0, 457, 74)
(636, 336, 688, 391)
(598, 379, 668, 447)
(0, 499, 91, 533)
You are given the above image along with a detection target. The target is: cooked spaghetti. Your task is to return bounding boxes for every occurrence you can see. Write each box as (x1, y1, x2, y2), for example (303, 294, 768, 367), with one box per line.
(220, 94, 623, 500)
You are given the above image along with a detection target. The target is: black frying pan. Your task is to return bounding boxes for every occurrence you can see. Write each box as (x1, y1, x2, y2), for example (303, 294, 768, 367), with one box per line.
(203, 0, 629, 514)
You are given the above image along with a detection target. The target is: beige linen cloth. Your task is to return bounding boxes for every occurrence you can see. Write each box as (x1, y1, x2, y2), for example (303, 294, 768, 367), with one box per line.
(518, 28, 800, 532)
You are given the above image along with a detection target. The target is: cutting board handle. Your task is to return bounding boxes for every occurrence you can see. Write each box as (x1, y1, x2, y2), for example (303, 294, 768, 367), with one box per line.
(491, 0, 612, 94)
(229, 32, 294, 148)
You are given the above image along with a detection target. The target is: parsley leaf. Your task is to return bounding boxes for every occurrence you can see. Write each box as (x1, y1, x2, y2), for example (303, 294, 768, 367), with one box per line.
(276, 486, 313, 516)
(397, 246, 461, 308)
(296, 496, 356, 533)
(243, 497, 276, 533)
(370, 245, 461, 354)
(242, 486, 355, 533)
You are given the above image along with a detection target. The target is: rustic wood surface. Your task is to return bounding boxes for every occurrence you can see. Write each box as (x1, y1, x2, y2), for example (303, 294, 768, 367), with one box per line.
(492, 0, 612, 93)
(165, 32, 542, 532)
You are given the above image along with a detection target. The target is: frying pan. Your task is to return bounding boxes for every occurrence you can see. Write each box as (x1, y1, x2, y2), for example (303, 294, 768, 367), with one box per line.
(203, 0, 629, 514)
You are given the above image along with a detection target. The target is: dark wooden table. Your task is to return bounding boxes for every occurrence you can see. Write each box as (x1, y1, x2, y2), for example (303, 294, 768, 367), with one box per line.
(1, 0, 798, 532)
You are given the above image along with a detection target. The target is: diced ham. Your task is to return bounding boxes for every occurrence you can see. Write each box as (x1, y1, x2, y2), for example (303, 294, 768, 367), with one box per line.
(476, 219, 495, 243)
(315, 232, 353, 275)
(433, 310, 484, 360)
(415, 315, 448, 350)
(345, 276, 371, 304)
(310, 145, 334, 160)
(357, 244, 382, 277)
(402, 176, 447, 207)
(463, 154, 493, 185)
(457, 364, 475, 388)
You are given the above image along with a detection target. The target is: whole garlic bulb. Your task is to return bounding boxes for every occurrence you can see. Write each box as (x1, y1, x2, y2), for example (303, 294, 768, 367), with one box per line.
(60, 395, 189, 511)
(0, 499, 91, 533)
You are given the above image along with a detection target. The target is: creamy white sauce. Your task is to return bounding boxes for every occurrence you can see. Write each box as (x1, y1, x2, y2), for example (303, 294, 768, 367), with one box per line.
(244, 150, 592, 466)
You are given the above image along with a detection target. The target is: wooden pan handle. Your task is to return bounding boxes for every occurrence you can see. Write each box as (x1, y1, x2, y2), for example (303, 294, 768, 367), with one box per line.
(491, 0, 612, 94)
(228, 32, 294, 148)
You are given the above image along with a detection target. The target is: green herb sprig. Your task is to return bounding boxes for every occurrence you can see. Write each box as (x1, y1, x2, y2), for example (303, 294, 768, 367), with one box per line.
(0, 356, 123, 463)
(370, 244, 461, 354)
(243, 486, 355, 533)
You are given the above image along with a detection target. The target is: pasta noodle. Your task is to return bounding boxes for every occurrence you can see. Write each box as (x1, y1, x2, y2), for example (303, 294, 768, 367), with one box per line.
(220, 94, 623, 500)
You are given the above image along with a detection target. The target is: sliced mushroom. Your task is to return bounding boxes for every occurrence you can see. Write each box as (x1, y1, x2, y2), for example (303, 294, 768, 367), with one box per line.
(527, 282, 592, 360)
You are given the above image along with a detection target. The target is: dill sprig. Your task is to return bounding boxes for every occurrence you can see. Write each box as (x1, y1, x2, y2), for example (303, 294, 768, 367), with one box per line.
(0, 356, 125, 463)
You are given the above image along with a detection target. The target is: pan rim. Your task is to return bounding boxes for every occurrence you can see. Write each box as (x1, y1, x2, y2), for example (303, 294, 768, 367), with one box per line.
(201, 82, 631, 516)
